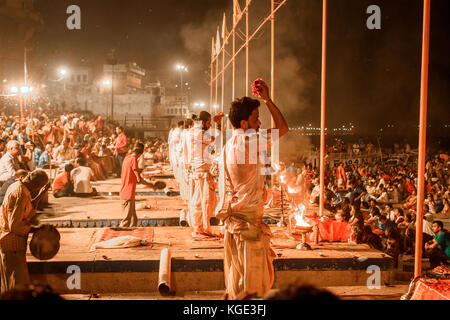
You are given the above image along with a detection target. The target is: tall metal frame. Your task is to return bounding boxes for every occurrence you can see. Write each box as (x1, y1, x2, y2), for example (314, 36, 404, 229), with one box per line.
(209, 0, 287, 116)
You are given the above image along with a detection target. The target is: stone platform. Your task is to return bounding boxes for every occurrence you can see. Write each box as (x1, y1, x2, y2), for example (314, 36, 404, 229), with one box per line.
(28, 226, 393, 295)
(29, 174, 397, 298)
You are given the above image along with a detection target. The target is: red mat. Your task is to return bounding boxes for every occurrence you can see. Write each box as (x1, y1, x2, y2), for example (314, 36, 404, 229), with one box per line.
(311, 218, 352, 242)
(97, 228, 154, 248)
(411, 279, 450, 300)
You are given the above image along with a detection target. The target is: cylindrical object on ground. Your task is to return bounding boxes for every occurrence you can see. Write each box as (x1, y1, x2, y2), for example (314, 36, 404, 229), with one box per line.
(179, 210, 188, 227)
(158, 247, 172, 296)
(164, 187, 175, 196)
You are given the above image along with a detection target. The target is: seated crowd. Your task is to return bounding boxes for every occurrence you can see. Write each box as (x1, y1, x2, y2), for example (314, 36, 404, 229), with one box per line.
(281, 152, 450, 269)
(0, 109, 169, 202)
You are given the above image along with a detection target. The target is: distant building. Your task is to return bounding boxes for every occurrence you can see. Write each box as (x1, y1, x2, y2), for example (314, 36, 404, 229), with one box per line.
(0, 0, 43, 92)
(103, 62, 146, 94)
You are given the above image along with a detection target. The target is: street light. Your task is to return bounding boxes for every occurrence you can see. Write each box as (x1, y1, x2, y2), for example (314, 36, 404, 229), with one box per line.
(102, 79, 113, 117)
(58, 67, 69, 112)
(175, 64, 188, 93)
(59, 68, 68, 77)
(10, 84, 32, 121)
(20, 85, 30, 94)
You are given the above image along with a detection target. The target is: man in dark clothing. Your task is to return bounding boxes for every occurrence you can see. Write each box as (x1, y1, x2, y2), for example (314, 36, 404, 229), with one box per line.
(0, 170, 29, 204)
(425, 221, 450, 268)
(349, 180, 366, 211)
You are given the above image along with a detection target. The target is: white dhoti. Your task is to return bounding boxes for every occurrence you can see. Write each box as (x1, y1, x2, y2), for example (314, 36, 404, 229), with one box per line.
(188, 171, 217, 234)
(178, 162, 187, 201)
(223, 206, 275, 300)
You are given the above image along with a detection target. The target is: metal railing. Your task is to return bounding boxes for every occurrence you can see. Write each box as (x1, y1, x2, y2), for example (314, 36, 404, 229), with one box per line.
(118, 116, 170, 130)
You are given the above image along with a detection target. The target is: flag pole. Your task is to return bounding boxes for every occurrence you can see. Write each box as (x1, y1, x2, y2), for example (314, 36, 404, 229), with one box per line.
(414, 0, 431, 278)
(210, 37, 214, 116)
(319, 0, 327, 218)
(245, 0, 249, 96)
(270, 0, 276, 186)
(232, 1, 236, 102)
(215, 30, 219, 114)
(221, 14, 226, 118)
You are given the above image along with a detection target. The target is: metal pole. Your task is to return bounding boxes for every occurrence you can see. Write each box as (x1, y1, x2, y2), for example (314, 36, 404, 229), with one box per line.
(221, 42, 225, 116)
(414, 0, 431, 278)
(245, 0, 249, 96)
(319, 0, 327, 217)
(270, 0, 276, 186)
(232, 3, 236, 102)
(215, 53, 219, 110)
(111, 64, 114, 120)
(210, 37, 214, 116)
(180, 70, 183, 93)
(24, 47, 28, 86)
(20, 96, 24, 122)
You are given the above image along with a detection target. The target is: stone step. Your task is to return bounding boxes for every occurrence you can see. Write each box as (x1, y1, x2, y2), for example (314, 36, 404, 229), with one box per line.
(30, 254, 393, 295)
(59, 285, 408, 300)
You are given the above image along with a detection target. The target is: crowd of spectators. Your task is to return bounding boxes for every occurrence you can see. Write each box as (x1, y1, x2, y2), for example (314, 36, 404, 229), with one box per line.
(0, 99, 169, 202)
(281, 145, 450, 269)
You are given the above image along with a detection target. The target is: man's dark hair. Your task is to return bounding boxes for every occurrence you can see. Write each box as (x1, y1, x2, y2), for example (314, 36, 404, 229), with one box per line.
(198, 111, 211, 130)
(433, 220, 444, 230)
(177, 121, 184, 127)
(396, 208, 403, 216)
(64, 163, 74, 172)
(25, 169, 49, 188)
(116, 126, 124, 132)
(372, 207, 381, 216)
(77, 157, 87, 166)
(133, 142, 145, 155)
(185, 119, 193, 128)
(190, 114, 198, 121)
(228, 97, 260, 129)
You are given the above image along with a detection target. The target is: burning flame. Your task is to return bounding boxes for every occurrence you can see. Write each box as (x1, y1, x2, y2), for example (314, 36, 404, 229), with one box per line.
(287, 185, 298, 194)
(294, 204, 311, 227)
(280, 175, 286, 184)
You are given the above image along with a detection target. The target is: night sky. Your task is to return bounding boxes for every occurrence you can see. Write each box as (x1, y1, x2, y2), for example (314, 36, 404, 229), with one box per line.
(32, 0, 450, 135)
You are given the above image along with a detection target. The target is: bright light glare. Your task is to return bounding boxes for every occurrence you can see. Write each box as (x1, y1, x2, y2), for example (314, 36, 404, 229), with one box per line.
(102, 79, 112, 86)
(9, 86, 18, 93)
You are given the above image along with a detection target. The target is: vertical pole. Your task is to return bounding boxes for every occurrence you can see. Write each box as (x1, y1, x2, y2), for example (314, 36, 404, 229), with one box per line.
(414, 0, 431, 278)
(20, 96, 24, 122)
(230, 3, 236, 132)
(319, 0, 327, 217)
(24, 47, 28, 86)
(210, 38, 214, 116)
(221, 37, 225, 132)
(270, 0, 276, 186)
(232, 3, 236, 102)
(111, 65, 115, 120)
(215, 54, 219, 111)
(221, 44, 225, 116)
(23, 48, 27, 121)
(245, 0, 249, 96)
